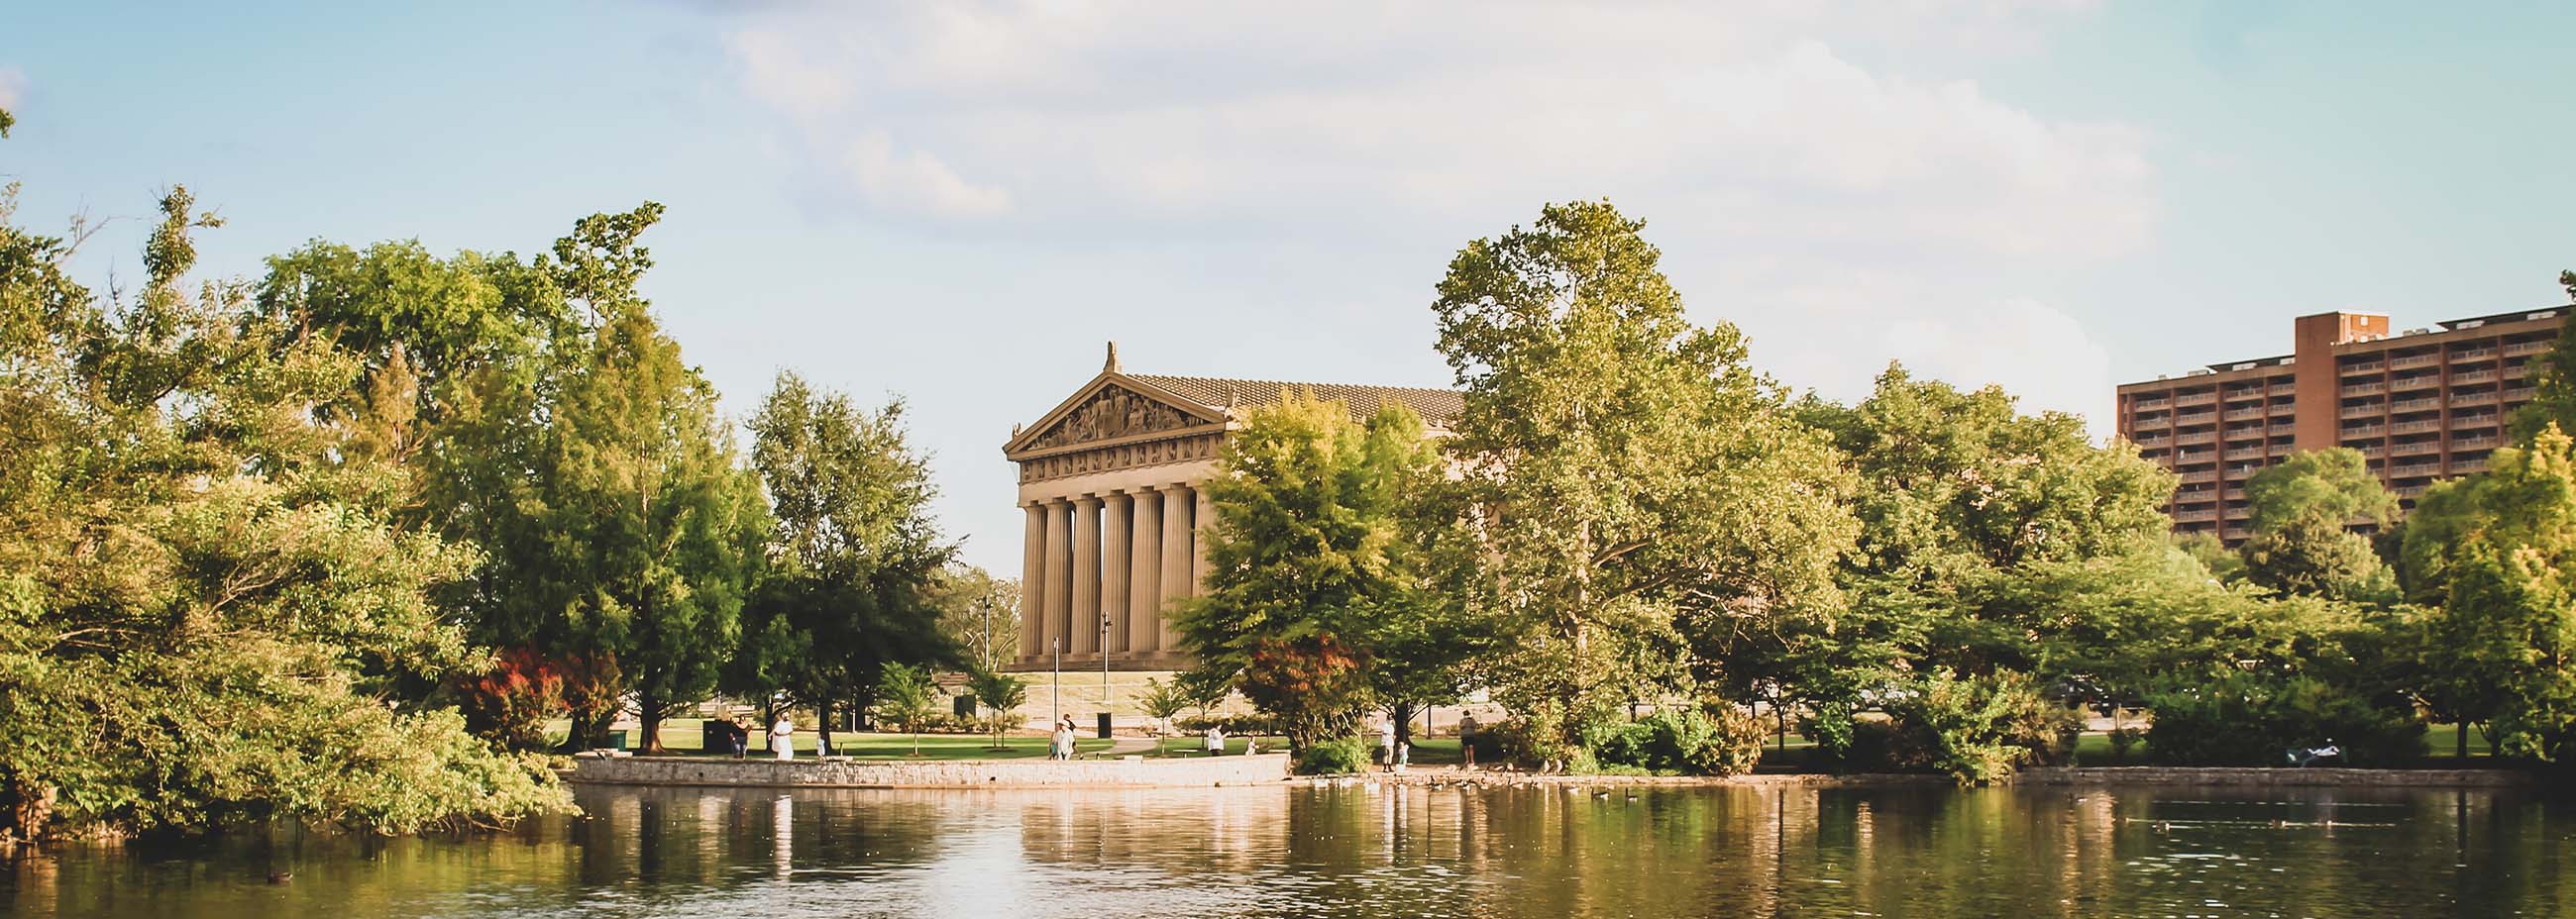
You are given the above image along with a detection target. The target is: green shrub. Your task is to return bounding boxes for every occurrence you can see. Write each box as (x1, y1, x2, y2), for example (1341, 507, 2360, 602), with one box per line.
(1575, 705, 1771, 776)
(2145, 673, 2422, 766)
(1295, 738, 1369, 774)
(1682, 704, 1771, 776)
(1818, 671, 2081, 783)
(1585, 721, 1658, 769)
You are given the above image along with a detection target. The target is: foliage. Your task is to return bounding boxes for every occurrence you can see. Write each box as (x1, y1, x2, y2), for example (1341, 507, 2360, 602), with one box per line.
(1584, 706, 1769, 776)
(1779, 366, 2179, 735)
(927, 564, 1020, 674)
(2144, 672, 2424, 766)
(1294, 738, 1370, 775)
(729, 372, 956, 746)
(969, 670, 1028, 748)
(1817, 670, 2080, 783)
(2238, 449, 2399, 602)
(1431, 200, 1857, 749)
(0, 182, 564, 840)
(2411, 427, 2576, 762)
(1177, 389, 1441, 752)
(2175, 533, 2246, 583)
(876, 664, 938, 756)
(451, 647, 567, 751)
(2508, 271, 2576, 443)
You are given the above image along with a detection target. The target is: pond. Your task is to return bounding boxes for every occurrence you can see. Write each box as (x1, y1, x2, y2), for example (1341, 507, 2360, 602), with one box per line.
(8, 781, 2572, 917)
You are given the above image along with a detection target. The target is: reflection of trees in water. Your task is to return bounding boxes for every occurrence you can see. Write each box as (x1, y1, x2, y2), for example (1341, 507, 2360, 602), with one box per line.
(11, 784, 2576, 917)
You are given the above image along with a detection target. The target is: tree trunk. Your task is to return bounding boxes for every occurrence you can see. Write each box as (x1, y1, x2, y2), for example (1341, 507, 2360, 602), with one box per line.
(815, 699, 835, 758)
(2457, 719, 2468, 759)
(637, 689, 668, 755)
(7, 778, 53, 844)
(1391, 700, 1416, 749)
(561, 709, 613, 753)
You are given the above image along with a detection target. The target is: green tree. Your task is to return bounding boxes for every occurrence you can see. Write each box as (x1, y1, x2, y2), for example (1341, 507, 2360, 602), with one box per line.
(2415, 426, 2576, 762)
(2508, 271, 2576, 443)
(2237, 449, 2399, 602)
(876, 663, 937, 756)
(0, 182, 561, 840)
(1781, 365, 2174, 760)
(1138, 676, 1192, 754)
(731, 372, 956, 753)
(517, 208, 769, 753)
(969, 670, 1028, 750)
(1431, 201, 1857, 756)
(926, 564, 1020, 674)
(1178, 389, 1438, 751)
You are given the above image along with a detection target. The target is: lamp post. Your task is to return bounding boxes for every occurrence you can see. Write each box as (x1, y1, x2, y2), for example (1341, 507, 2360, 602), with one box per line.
(1100, 616, 1114, 738)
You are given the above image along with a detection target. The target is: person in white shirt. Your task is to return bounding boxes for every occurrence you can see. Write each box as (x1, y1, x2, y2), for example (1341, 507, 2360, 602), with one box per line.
(1205, 724, 1226, 756)
(771, 715, 796, 761)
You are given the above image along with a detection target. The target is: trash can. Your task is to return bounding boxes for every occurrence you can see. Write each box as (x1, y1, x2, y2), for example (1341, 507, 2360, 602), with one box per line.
(1097, 712, 1113, 740)
(701, 720, 735, 754)
(608, 729, 629, 752)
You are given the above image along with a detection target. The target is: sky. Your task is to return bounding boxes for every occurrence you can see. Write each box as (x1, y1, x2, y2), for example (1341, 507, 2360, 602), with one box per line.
(4, 1, 2572, 572)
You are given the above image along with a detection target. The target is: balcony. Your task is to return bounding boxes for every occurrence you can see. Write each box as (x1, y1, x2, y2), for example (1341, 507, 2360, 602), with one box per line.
(2453, 368, 2499, 384)
(2342, 360, 2386, 375)
(2504, 340, 2550, 357)
(2450, 413, 2499, 430)
(2269, 400, 2298, 415)
(2388, 460, 2440, 478)
(2453, 434, 2501, 451)
(2506, 361, 2531, 379)
(2453, 457, 2491, 474)
(2176, 391, 2218, 407)
(2175, 409, 2218, 424)
(2396, 482, 2429, 498)
(2392, 440, 2442, 457)
(2224, 464, 2267, 479)
(2269, 381, 2300, 396)
(2222, 406, 2266, 421)
(2390, 374, 2440, 392)
(2390, 397, 2441, 414)
(2342, 380, 2387, 396)
(2342, 423, 2386, 438)
(2176, 507, 2219, 523)
(2451, 391, 2499, 407)
(2347, 443, 2386, 459)
(2176, 429, 2218, 445)
(2179, 468, 2219, 484)
(2505, 386, 2537, 402)
(2224, 446, 2266, 460)
(2390, 418, 2443, 435)
(2339, 403, 2385, 419)
(2452, 348, 2498, 361)
(2130, 433, 2170, 447)
(2391, 352, 2442, 369)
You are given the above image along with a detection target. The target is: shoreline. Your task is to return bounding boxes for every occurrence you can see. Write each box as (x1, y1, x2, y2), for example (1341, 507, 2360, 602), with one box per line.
(565, 754, 2534, 791)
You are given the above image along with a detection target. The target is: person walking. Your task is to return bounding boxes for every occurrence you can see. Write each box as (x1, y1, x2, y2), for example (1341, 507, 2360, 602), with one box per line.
(729, 716, 751, 759)
(1378, 718, 1397, 770)
(1205, 723, 1226, 757)
(771, 714, 796, 762)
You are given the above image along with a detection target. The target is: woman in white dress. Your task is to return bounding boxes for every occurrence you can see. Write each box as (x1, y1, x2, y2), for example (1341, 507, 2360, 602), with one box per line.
(771, 715, 796, 761)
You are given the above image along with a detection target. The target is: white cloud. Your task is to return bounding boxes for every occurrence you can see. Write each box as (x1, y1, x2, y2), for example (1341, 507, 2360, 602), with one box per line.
(843, 129, 1013, 219)
(712, 1, 2154, 435)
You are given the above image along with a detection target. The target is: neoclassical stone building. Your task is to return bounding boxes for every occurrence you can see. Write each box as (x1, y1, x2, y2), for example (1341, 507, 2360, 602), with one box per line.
(1003, 345, 1460, 672)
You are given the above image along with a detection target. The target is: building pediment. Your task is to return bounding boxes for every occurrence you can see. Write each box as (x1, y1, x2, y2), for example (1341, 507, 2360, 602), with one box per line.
(1004, 373, 1229, 461)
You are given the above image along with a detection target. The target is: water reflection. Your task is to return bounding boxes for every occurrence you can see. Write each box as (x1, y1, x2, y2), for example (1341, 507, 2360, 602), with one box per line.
(7, 782, 2572, 917)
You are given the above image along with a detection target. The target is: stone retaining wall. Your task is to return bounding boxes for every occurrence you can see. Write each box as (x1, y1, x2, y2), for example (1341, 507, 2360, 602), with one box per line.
(572, 754, 1291, 789)
(2014, 766, 2529, 788)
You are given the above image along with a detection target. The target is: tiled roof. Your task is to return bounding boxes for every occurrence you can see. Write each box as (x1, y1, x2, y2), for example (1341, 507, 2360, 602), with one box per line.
(1128, 374, 1463, 426)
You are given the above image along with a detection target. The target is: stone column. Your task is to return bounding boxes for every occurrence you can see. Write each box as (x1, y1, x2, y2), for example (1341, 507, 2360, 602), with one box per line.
(1043, 498, 1072, 659)
(1102, 493, 1131, 656)
(1127, 489, 1163, 654)
(1158, 482, 1195, 650)
(1020, 502, 1046, 660)
(1073, 496, 1103, 656)
(1194, 487, 1216, 598)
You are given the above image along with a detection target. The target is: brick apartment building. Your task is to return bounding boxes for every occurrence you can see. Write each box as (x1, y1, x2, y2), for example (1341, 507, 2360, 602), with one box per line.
(2115, 309, 2566, 543)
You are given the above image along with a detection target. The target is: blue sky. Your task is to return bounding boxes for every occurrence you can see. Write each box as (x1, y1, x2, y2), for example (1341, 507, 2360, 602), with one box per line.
(5, 1, 2571, 571)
